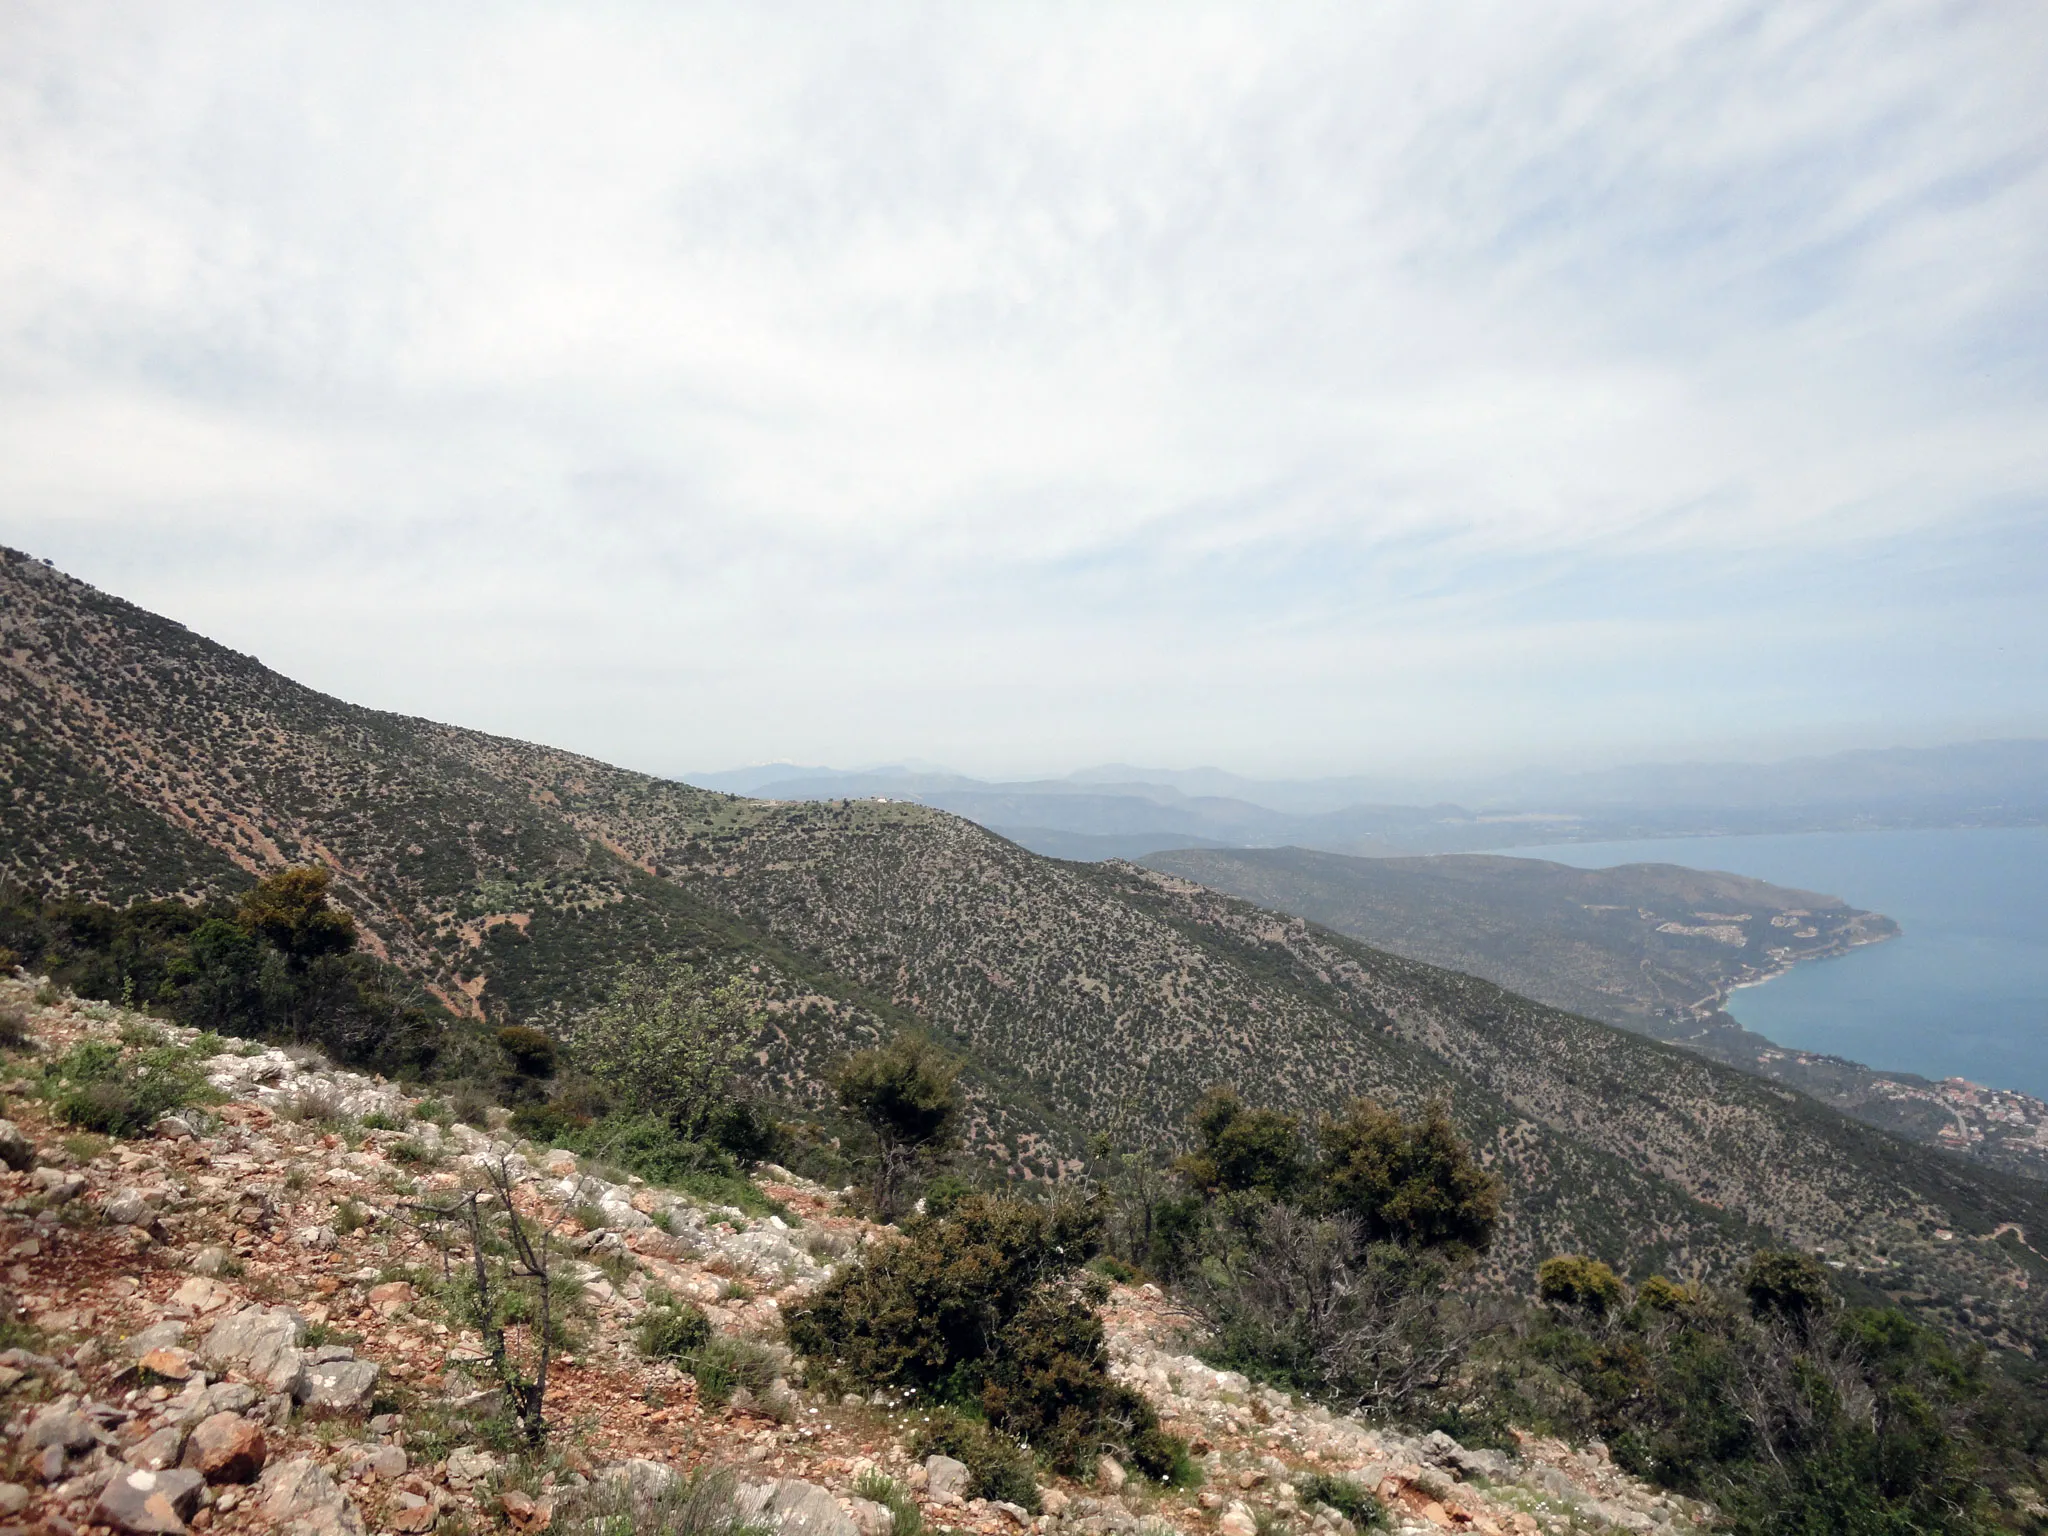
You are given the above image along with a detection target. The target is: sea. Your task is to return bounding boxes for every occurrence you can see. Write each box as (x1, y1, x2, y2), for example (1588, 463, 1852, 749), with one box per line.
(1500, 827, 2048, 1101)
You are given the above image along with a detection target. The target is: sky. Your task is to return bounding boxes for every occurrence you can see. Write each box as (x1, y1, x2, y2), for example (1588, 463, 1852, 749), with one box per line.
(2, 2, 2045, 781)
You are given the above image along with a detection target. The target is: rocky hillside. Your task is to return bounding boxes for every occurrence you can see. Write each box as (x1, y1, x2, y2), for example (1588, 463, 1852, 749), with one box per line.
(0, 976, 1712, 1536)
(6, 547, 2048, 1349)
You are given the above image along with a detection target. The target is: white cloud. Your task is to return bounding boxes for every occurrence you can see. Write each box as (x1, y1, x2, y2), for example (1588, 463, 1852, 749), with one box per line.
(1, 0, 2043, 776)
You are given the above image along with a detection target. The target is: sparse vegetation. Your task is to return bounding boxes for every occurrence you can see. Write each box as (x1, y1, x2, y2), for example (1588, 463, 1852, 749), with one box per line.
(41, 1037, 212, 1137)
(552, 1464, 775, 1536)
(907, 1409, 1040, 1510)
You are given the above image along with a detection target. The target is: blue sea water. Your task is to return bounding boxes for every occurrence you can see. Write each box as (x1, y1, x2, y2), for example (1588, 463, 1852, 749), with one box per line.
(1499, 827, 2048, 1100)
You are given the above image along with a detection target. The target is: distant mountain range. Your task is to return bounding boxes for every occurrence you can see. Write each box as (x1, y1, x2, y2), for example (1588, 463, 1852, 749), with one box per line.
(684, 740, 2048, 862)
(8, 543, 2048, 1355)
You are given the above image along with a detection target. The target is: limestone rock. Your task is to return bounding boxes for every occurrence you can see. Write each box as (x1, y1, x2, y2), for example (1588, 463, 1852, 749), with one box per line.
(181, 1411, 267, 1483)
(350, 1444, 405, 1480)
(200, 1381, 258, 1416)
(849, 1496, 894, 1536)
(103, 1188, 156, 1226)
(924, 1455, 970, 1502)
(201, 1305, 307, 1394)
(260, 1456, 366, 1536)
(94, 1467, 206, 1535)
(25, 1405, 94, 1452)
(767, 1478, 859, 1536)
(294, 1356, 377, 1411)
(366, 1281, 413, 1316)
(445, 1447, 502, 1488)
(1219, 1503, 1258, 1536)
(123, 1321, 188, 1360)
(0, 1120, 35, 1172)
(139, 1346, 198, 1381)
(0, 1483, 28, 1516)
(28, 1166, 86, 1202)
(125, 1427, 188, 1472)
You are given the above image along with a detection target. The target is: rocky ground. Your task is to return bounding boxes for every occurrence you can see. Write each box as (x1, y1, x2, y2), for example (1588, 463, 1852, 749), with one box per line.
(0, 975, 1708, 1536)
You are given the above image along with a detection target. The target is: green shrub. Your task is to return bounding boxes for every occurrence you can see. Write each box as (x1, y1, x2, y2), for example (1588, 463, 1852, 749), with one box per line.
(980, 1290, 1186, 1482)
(1297, 1473, 1384, 1529)
(0, 1007, 29, 1051)
(687, 1335, 782, 1408)
(1176, 1086, 1306, 1198)
(1742, 1251, 1833, 1331)
(1537, 1256, 1627, 1317)
(921, 1172, 977, 1217)
(1635, 1276, 1695, 1314)
(853, 1471, 925, 1536)
(44, 1039, 210, 1138)
(638, 1292, 714, 1362)
(786, 1194, 1101, 1394)
(909, 1410, 1040, 1511)
(1314, 1099, 1501, 1257)
(389, 1137, 441, 1167)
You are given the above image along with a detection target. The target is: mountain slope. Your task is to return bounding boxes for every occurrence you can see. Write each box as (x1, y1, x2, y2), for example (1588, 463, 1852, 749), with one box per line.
(1140, 845, 2048, 1180)
(5, 546, 2047, 1349)
(1140, 847, 1895, 1034)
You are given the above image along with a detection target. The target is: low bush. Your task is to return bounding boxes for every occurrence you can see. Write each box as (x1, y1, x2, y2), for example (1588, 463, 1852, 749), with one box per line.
(0, 1007, 29, 1051)
(786, 1194, 1101, 1393)
(687, 1335, 782, 1408)
(981, 1291, 1187, 1482)
(44, 1039, 212, 1138)
(553, 1464, 776, 1536)
(790, 1194, 1187, 1490)
(1197, 1202, 1479, 1420)
(638, 1291, 714, 1362)
(1296, 1473, 1384, 1529)
(1537, 1256, 1627, 1317)
(909, 1409, 1040, 1511)
(853, 1471, 925, 1536)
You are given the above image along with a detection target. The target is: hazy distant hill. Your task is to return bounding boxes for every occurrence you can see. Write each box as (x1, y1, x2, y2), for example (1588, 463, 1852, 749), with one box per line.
(7, 545, 2048, 1351)
(697, 739, 2048, 858)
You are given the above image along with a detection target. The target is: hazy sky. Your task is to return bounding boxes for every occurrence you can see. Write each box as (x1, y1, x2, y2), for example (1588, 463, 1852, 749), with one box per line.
(3, 3, 2044, 779)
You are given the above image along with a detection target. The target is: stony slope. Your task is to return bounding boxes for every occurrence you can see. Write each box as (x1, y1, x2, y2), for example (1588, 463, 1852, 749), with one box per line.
(5, 548, 2048, 1346)
(0, 977, 1710, 1536)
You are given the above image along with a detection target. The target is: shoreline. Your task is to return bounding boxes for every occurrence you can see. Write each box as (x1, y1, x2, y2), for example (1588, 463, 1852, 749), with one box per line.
(1685, 921, 1899, 1022)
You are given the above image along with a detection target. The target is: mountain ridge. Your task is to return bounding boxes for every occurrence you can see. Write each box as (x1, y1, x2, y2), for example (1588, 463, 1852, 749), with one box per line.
(5, 545, 2047, 1352)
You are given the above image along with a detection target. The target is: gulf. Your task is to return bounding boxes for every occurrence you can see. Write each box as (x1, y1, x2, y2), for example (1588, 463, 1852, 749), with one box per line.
(1499, 827, 2048, 1099)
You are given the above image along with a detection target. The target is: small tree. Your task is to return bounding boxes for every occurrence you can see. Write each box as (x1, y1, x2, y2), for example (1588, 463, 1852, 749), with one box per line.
(237, 867, 357, 963)
(833, 1033, 962, 1217)
(1538, 1255, 1628, 1317)
(563, 960, 762, 1141)
(1176, 1085, 1307, 1198)
(410, 1154, 563, 1447)
(1743, 1250, 1834, 1334)
(1315, 1098, 1501, 1256)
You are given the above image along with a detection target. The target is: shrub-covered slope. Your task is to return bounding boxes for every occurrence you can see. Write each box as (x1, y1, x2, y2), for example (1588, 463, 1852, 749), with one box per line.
(4, 546, 2046, 1348)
